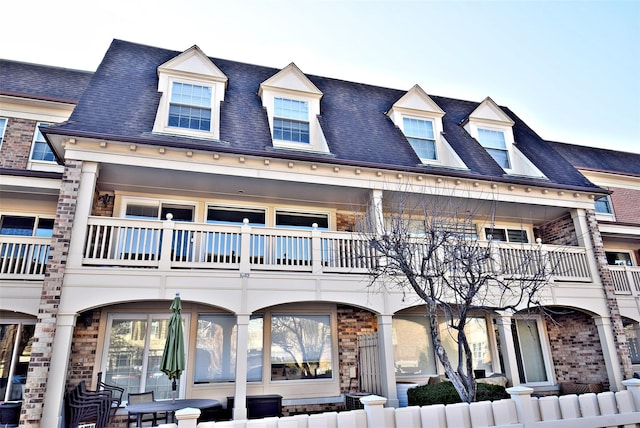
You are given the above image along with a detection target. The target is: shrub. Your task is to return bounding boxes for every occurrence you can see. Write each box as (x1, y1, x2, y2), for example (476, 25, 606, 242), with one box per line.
(407, 381, 510, 406)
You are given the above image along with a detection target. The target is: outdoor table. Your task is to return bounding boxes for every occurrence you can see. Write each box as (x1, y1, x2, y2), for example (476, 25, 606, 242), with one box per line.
(126, 398, 221, 426)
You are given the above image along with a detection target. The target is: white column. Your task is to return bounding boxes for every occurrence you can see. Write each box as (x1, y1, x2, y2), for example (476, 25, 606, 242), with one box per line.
(595, 316, 624, 391)
(232, 313, 250, 420)
(369, 189, 384, 235)
(40, 313, 77, 428)
(495, 311, 520, 386)
(66, 162, 98, 268)
(377, 314, 398, 407)
(570, 209, 601, 285)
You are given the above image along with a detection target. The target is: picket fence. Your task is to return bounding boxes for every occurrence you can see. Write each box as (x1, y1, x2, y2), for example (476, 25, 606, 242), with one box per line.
(160, 379, 640, 428)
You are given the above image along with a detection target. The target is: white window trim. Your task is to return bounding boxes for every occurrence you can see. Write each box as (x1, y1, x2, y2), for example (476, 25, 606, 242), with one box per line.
(153, 76, 224, 140)
(513, 315, 555, 386)
(27, 122, 63, 172)
(0, 117, 7, 150)
(594, 195, 616, 221)
(261, 89, 329, 153)
(401, 115, 438, 163)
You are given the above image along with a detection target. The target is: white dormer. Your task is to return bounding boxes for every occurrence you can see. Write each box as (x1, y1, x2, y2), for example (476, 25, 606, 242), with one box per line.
(259, 63, 329, 153)
(152, 45, 228, 140)
(387, 85, 467, 169)
(464, 97, 546, 178)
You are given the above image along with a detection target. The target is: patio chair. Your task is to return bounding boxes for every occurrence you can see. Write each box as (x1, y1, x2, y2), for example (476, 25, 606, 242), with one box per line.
(127, 391, 168, 427)
(96, 372, 124, 422)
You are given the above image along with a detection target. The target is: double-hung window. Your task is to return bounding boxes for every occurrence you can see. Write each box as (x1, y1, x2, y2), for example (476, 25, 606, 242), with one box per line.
(30, 123, 55, 162)
(168, 82, 212, 131)
(478, 128, 510, 169)
(403, 117, 436, 161)
(273, 98, 309, 144)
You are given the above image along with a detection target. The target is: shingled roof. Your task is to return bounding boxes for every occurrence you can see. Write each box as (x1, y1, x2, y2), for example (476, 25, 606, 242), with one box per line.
(548, 141, 640, 177)
(0, 59, 92, 103)
(46, 39, 601, 192)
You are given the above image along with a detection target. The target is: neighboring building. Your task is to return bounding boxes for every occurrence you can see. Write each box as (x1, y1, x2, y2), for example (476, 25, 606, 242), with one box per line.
(0, 39, 637, 427)
(549, 142, 640, 367)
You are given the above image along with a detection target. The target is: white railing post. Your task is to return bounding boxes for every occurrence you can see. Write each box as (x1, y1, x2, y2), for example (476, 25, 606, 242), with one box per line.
(174, 407, 200, 428)
(239, 218, 252, 273)
(506, 385, 537, 427)
(158, 214, 175, 270)
(360, 395, 387, 428)
(622, 378, 640, 411)
(311, 223, 322, 274)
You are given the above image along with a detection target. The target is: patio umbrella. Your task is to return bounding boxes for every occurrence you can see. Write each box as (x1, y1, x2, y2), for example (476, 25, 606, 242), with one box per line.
(160, 293, 185, 403)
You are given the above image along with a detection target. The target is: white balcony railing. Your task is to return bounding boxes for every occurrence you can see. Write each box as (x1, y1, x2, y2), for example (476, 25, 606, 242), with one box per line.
(77, 217, 594, 282)
(609, 265, 640, 295)
(0, 236, 50, 279)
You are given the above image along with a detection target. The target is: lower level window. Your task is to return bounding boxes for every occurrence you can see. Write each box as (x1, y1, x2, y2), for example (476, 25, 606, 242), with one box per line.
(102, 314, 186, 401)
(270, 314, 333, 380)
(392, 316, 437, 376)
(512, 318, 549, 383)
(194, 314, 264, 383)
(0, 322, 34, 401)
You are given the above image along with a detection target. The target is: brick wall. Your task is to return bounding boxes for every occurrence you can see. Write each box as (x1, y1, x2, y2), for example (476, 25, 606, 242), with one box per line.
(67, 309, 102, 387)
(537, 213, 579, 246)
(609, 186, 640, 225)
(336, 212, 356, 232)
(0, 117, 37, 169)
(584, 209, 633, 379)
(546, 311, 608, 387)
(21, 160, 82, 427)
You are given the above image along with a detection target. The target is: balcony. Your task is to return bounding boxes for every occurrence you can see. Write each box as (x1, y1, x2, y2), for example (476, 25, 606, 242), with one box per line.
(77, 217, 592, 282)
(0, 236, 50, 279)
(609, 265, 640, 295)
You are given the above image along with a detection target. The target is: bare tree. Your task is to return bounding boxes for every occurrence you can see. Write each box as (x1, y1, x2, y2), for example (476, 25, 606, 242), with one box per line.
(357, 191, 555, 403)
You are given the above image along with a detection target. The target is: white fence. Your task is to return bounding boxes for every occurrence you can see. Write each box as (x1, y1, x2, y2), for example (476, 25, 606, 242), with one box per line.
(159, 379, 640, 428)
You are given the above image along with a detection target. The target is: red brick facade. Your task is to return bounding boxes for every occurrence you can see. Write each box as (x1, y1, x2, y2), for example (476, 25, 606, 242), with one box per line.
(609, 186, 640, 225)
(536, 213, 579, 246)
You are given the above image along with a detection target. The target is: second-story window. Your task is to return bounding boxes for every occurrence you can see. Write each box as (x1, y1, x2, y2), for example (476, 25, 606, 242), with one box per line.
(30, 123, 55, 162)
(478, 128, 510, 169)
(594, 196, 613, 214)
(403, 117, 436, 161)
(168, 82, 212, 131)
(0, 215, 54, 237)
(0, 118, 7, 149)
(485, 227, 528, 243)
(273, 98, 309, 144)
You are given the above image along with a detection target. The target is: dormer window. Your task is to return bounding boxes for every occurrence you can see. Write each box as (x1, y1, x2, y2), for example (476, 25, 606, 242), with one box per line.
(387, 85, 467, 169)
(259, 63, 329, 153)
(152, 45, 227, 140)
(477, 128, 510, 168)
(403, 117, 436, 161)
(168, 82, 212, 131)
(274, 98, 310, 144)
(465, 97, 546, 178)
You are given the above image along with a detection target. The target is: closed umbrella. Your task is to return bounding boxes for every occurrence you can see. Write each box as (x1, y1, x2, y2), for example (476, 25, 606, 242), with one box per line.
(160, 293, 185, 403)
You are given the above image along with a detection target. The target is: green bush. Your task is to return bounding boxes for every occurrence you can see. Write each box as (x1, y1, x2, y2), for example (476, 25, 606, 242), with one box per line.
(407, 381, 510, 406)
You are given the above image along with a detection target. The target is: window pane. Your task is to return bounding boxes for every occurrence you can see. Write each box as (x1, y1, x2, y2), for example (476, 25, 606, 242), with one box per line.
(125, 204, 159, 219)
(486, 148, 510, 169)
(274, 98, 308, 121)
(168, 83, 212, 131)
(507, 229, 528, 243)
(0, 216, 35, 236)
(273, 118, 309, 143)
(478, 129, 507, 149)
(485, 228, 506, 242)
(36, 218, 54, 237)
(195, 315, 237, 383)
(403, 118, 434, 140)
(594, 196, 612, 214)
(0, 118, 7, 149)
(207, 207, 266, 226)
(393, 316, 436, 376)
(31, 124, 55, 162)
(407, 137, 436, 160)
(606, 251, 633, 266)
(438, 317, 493, 373)
(276, 212, 328, 229)
(515, 319, 547, 382)
(271, 314, 332, 380)
(0, 323, 34, 401)
(104, 316, 175, 400)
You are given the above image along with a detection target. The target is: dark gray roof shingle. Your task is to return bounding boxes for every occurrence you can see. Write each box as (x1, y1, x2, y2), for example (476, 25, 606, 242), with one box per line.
(548, 141, 640, 177)
(46, 39, 605, 192)
(0, 59, 92, 103)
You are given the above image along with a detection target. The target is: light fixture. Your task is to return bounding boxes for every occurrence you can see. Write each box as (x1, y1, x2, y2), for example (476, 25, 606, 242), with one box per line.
(99, 194, 113, 205)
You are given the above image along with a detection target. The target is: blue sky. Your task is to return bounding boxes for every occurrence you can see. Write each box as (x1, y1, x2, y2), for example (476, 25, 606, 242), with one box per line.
(2, 0, 638, 153)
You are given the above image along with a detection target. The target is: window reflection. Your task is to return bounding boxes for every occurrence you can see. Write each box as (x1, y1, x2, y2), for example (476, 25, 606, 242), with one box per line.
(0, 323, 34, 401)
